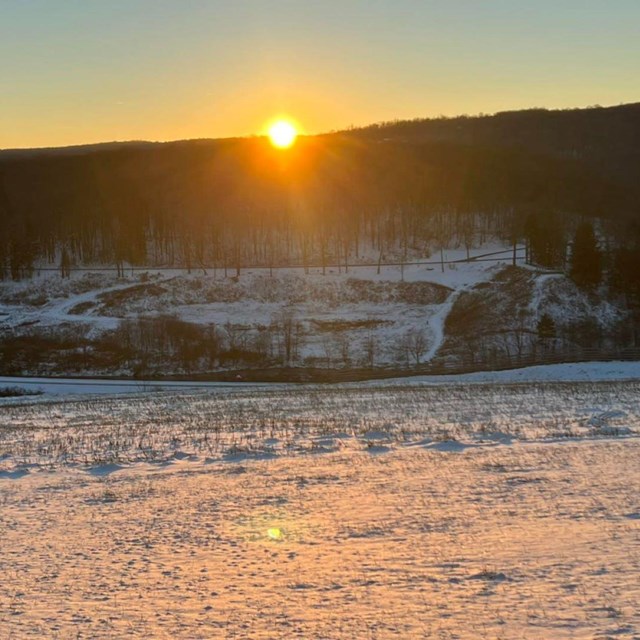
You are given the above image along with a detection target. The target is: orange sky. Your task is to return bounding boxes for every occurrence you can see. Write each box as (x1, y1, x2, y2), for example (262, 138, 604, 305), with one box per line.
(2, 1, 639, 149)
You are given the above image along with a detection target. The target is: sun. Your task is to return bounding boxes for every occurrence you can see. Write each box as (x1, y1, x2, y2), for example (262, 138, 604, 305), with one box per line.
(268, 120, 298, 149)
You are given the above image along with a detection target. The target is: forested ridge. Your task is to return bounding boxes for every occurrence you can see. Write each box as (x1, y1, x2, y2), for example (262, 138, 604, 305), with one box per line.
(1, 103, 639, 299)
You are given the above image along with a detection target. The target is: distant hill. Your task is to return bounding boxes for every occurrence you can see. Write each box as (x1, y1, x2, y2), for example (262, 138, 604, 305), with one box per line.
(345, 102, 640, 185)
(0, 140, 158, 159)
(1, 103, 639, 282)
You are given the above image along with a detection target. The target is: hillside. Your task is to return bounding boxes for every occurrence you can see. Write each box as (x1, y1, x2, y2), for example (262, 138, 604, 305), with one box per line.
(348, 102, 640, 188)
(1, 104, 640, 378)
(0, 241, 635, 380)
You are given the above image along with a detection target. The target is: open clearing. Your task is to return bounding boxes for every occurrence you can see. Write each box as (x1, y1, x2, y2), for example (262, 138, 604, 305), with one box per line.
(1, 374, 639, 638)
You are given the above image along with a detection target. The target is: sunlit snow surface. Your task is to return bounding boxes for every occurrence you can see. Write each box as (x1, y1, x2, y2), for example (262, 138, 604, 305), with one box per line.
(1, 373, 639, 637)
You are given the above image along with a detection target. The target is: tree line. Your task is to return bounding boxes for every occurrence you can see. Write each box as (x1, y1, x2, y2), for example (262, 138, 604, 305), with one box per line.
(1, 104, 639, 303)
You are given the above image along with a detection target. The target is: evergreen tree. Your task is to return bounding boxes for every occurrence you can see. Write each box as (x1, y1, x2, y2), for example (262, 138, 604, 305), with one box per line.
(537, 313, 556, 341)
(611, 242, 640, 304)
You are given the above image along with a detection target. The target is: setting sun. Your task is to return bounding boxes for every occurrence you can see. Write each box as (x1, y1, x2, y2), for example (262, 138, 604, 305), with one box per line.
(268, 120, 298, 149)
(4, 2, 640, 638)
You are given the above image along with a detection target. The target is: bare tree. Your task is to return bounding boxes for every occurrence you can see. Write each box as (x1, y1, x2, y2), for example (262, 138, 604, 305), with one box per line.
(461, 214, 475, 261)
(363, 332, 377, 368)
(274, 310, 302, 365)
(335, 333, 351, 367)
(405, 328, 428, 365)
(512, 311, 532, 361)
(394, 334, 410, 367)
(223, 322, 245, 353)
(321, 334, 334, 367)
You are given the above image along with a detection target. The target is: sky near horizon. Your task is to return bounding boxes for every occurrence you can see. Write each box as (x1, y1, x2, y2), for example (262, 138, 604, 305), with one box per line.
(1, 0, 639, 149)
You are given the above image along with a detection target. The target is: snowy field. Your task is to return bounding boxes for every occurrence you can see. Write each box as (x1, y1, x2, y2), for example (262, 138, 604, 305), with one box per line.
(2, 360, 640, 399)
(1, 440, 638, 638)
(1, 369, 639, 637)
(1, 370, 639, 472)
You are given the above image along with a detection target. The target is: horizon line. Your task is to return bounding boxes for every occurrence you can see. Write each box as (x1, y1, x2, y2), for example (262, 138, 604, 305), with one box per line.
(1, 100, 637, 154)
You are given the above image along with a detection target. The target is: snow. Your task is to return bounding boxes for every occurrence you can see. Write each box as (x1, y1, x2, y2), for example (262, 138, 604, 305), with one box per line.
(7, 242, 627, 380)
(518, 269, 626, 333)
(2, 244, 638, 636)
(527, 272, 563, 316)
(1, 373, 639, 637)
(374, 360, 640, 386)
(1, 373, 638, 472)
(0, 243, 629, 378)
(1, 360, 639, 400)
(1, 439, 638, 638)
(0, 243, 519, 371)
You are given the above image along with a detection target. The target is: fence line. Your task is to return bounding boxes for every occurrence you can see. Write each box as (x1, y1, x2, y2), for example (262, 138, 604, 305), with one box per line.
(12, 252, 527, 275)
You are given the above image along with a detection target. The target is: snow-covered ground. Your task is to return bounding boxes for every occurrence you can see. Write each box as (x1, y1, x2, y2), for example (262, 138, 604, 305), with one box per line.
(2, 254, 639, 637)
(1, 438, 638, 638)
(379, 360, 640, 386)
(1, 360, 639, 399)
(2, 242, 629, 376)
(1, 375, 639, 637)
(0, 244, 524, 370)
(1, 371, 639, 472)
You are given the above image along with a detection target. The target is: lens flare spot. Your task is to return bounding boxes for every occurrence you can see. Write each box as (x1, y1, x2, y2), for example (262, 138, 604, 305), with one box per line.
(267, 527, 283, 540)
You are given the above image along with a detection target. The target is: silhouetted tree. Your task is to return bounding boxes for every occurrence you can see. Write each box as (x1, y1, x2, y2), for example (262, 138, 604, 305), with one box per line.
(524, 212, 565, 269)
(610, 240, 640, 304)
(537, 313, 556, 342)
(60, 247, 71, 278)
(570, 222, 601, 289)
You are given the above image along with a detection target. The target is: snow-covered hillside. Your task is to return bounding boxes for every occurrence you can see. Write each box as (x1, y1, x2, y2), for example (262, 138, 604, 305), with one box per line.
(0, 243, 632, 377)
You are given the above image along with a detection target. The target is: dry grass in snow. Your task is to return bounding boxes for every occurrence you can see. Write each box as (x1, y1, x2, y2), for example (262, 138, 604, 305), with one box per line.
(0, 380, 638, 471)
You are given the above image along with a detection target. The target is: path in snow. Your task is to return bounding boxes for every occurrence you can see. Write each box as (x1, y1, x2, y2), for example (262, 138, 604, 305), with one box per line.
(527, 272, 563, 317)
(423, 279, 482, 362)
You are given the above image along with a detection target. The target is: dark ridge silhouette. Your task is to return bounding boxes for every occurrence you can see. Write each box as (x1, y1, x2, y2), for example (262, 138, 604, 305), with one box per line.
(0, 103, 639, 286)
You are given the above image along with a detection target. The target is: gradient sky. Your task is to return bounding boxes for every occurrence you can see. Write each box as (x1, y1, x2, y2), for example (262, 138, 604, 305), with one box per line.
(2, 0, 639, 149)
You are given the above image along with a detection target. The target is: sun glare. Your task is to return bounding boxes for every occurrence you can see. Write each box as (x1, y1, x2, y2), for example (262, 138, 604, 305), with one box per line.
(267, 527, 283, 540)
(268, 120, 297, 149)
